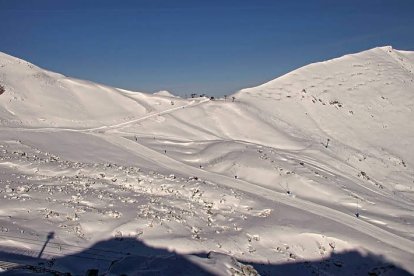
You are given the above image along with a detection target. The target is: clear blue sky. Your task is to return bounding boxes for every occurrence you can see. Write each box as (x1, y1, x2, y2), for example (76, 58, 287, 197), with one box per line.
(1, 0, 413, 97)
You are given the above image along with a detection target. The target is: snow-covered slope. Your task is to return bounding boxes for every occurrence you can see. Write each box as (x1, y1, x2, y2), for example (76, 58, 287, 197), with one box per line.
(0, 47, 413, 275)
(237, 46, 414, 163)
(0, 52, 191, 128)
(153, 90, 179, 98)
(231, 46, 414, 201)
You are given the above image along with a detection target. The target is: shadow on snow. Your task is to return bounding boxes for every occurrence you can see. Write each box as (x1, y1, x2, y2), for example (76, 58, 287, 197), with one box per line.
(0, 233, 411, 275)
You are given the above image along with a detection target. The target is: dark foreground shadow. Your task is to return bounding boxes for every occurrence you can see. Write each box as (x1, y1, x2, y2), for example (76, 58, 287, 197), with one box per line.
(247, 250, 412, 276)
(0, 236, 411, 275)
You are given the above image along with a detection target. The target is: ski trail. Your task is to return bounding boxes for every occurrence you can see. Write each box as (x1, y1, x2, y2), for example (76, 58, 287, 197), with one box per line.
(87, 98, 210, 132)
(0, 98, 210, 134)
(97, 133, 414, 256)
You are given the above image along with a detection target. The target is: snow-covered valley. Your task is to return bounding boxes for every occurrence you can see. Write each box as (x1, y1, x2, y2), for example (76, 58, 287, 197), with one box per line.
(0, 46, 413, 275)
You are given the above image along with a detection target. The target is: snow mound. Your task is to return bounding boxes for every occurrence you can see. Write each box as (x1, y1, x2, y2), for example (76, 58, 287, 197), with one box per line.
(153, 90, 180, 98)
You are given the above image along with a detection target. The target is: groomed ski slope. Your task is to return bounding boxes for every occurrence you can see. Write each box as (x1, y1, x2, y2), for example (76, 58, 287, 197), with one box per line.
(0, 46, 413, 275)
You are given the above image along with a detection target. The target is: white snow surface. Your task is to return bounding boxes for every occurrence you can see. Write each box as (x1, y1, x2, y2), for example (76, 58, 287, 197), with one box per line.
(153, 90, 180, 98)
(0, 46, 413, 275)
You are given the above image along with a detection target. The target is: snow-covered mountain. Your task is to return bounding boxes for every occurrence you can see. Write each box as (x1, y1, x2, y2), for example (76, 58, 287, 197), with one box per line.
(237, 46, 414, 165)
(0, 46, 413, 275)
(0, 52, 191, 128)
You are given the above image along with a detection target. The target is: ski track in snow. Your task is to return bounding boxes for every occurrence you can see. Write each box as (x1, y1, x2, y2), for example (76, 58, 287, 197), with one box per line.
(99, 133, 414, 252)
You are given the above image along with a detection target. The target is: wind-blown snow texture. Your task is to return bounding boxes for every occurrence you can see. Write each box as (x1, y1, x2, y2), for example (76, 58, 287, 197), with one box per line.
(0, 46, 413, 275)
